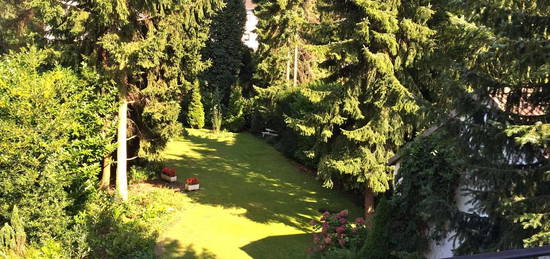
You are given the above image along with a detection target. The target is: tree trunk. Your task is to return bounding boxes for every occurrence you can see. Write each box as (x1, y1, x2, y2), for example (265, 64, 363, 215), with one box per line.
(293, 44, 298, 87)
(364, 186, 375, 225)
(100, 154, 111, 189)
(116, 85, 129, 201)
(286, 51, 291, 82)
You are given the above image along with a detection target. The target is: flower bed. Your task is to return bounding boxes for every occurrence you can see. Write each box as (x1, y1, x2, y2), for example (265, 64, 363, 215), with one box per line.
(308, 210, 368, 256)
(185, 177, 199, 191)
(161, 168, 177, 182)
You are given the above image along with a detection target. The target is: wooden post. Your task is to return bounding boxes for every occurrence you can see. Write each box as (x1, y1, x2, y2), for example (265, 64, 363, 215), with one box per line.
(286, 51, 291, 82)
(100, 154, 111, 189)
(293, 44, 298, 87)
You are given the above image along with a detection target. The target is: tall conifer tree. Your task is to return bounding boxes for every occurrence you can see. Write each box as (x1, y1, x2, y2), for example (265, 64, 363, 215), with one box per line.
(423, 0, 550, 252)
(201, 0, 247, 110)
(27, 0, 222, 199)
(286, 0, 435, 216)
(254, 0, 322, 88)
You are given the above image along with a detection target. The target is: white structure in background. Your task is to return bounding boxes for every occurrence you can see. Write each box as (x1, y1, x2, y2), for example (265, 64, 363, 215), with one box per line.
(390, 148, 488, 259)
(388, 90, 547, 258)
(388, 119, 478, 259)
(242, 0, 259, 51)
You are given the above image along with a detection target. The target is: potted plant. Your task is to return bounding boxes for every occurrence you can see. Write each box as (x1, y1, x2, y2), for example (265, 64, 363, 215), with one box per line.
(161, 168, 177, 182)
(185, 177, 199, 191)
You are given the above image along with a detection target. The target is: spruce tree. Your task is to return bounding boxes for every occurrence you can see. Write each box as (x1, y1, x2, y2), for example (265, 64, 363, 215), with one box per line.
(187, 81, 206, 129)
(254, 0, 323, 88)
(201, 0, 247, 111)
(225, 83, 247, 131)
(423, 0, 550, 253)
(285, 0, 436, 216)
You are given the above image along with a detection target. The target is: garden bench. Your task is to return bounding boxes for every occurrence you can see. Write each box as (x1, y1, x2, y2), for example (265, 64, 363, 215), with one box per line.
(261, 128, 279, 137)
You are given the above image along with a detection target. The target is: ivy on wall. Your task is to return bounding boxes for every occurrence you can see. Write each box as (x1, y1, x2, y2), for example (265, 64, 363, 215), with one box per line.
(377, 131, 462, 258)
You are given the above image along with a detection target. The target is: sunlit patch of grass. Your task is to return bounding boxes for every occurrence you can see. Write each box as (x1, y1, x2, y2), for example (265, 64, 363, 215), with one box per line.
(156, 129, 362, 259)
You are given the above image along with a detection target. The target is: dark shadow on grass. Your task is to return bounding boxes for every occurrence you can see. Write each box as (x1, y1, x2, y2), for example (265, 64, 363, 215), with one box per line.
(240, 233, 311, 259)
(159, 239, 217, 259)
(163, 131, 357, 232)
(144, 179, 185, 192)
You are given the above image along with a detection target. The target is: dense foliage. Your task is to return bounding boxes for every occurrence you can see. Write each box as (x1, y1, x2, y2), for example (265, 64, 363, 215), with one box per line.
(0, 49, 115, 243)
(200, 0, 247, 118)
(187, 81, 206, 129)
(253, 0, 549, 256)
(0, 0, 222, 256)
(424, 0, 550, 253)
(375, 134, 461, 258)
(253, 0, 436, 215)
(1, 0, 548, 257)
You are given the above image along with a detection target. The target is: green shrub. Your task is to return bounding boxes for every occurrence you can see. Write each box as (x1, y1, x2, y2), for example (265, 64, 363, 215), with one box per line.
(224, 84, 247, 132)
(362, 198, 393, 259)
(383, 133, 461, 257)
(187, 81, 205, 129)
(0, 48, 115, 243)
(211, 104, 223, 133)
(0, 206, 27, 257)
(129, 166, 155, 184)
(84, 194, 160, 258)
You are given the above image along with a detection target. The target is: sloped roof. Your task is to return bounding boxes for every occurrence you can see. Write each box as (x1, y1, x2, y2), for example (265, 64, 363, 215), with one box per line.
(388, 88, 548, 165)
(490, 87, 547, 117)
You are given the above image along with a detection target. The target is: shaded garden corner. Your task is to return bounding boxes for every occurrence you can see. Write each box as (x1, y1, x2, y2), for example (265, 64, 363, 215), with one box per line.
(156, 129, 362, 258)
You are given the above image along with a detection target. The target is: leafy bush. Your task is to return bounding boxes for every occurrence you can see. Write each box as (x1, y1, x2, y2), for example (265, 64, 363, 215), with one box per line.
(381, 133, 461, 257)
(211, 104, 223, 133)
(308, 210, 368, 258)
(0, 206, 26, 256)
(129, 166, 156, 184)
(84, 193, 165, 258)
(0, 48, 115, 243)
(224, 84, 247, 132)
(362, 198, 394, 259)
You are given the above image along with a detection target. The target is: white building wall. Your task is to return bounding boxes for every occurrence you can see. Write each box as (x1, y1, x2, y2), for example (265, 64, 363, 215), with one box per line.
(242, 7, 258, 51)
(425, 186, 479, 259)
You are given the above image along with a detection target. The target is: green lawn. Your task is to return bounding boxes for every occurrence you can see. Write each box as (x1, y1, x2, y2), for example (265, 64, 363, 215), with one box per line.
(156, 129, 362, 259)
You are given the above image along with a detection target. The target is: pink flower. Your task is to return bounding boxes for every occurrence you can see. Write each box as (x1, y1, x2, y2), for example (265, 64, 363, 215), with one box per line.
(355, 217, 365, 225)
(336, 226, 346, 234)
(309, 219, 317, 225)
(313, 234, 320, 243)
(322, 211, 330, 217)
(339, 217, 347, 224)
(338, 209, 349, 217)
(324, 237, 332, 244)
(351, 227, 358, 233)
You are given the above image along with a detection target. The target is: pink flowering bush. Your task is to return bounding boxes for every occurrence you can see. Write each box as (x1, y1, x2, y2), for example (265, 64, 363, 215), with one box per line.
(307, 209, 368, 257)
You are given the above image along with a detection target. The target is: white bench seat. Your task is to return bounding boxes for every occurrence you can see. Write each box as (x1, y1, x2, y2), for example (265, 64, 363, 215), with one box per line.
(261, 131, 279, 137)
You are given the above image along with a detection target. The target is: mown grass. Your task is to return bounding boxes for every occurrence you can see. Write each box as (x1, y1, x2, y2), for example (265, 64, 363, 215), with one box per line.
(156, 129, 362, 259)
